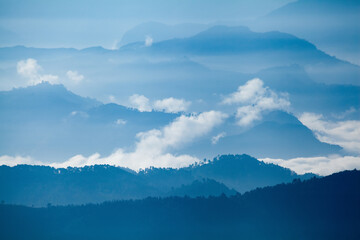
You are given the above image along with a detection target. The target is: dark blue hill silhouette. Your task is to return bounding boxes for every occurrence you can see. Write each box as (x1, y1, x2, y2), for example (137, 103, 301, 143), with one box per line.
(0, 155, 314, 206)
(0, 170, 358, 240)
(140, 154, 314, 193)
(168, 179, 237, 197)
(181, 111, 342, 159)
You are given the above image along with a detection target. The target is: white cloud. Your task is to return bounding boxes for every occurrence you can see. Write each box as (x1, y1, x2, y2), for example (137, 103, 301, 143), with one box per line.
(299, 113, 360, 154)
(128, 94, 152, 112)
(332, 107, 357, 119)
(0, 155, 43, 167)
(0, 111, 227, 171)
(70, 111, 88, 118)
(223, 78, 290, 126)
(17, 58, 59, 85)
(127, 94, 192, 113)
(153, 98, 191, 113)
(66, 70, 84, 83)
(223, 78, 266, 105)
(235, 105, 262, 126)
(115, 119, 127, 125)
(108, 95, 119, 104)
(111, 39, 120, 50)
(145, 35, 153, 47)
(261, 155, 360, 176)
(17, 58, 41, 78)
(211, 132, 226, 144)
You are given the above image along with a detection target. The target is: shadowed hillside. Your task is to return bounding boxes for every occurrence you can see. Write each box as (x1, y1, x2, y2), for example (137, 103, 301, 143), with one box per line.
(0, 170, 358, 240)
(0, 155, 314, 206)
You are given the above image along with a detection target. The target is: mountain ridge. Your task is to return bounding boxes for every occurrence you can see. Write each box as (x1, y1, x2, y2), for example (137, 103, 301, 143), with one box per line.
(0, 169, 358, 240)
(0, 154, 315, 206)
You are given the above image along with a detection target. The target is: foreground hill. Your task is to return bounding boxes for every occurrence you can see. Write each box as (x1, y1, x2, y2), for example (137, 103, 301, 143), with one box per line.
(0, 155, 313, 206)
(0, 170, 358, 240)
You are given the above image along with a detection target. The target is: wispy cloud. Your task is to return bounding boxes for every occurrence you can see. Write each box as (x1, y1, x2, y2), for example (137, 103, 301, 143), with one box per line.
(261, 155, 360, 176)
(66, 70, 84, 84)
(211, 132, 226, 144)
(0, 111, 227, 170)
(128, 94, 152, 112)
(153, 97, 191, 113)
(145, 35, 153, 47)
(127, 94, 191, 113)
(115, 119, 127, 125)
(299, 113, 360, 154)
(17, 58, 59, 85)
(0, 155, 43, 167)
(223, 78, 290, 126)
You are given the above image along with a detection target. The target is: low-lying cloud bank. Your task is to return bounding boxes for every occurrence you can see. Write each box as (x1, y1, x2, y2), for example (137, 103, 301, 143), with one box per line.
(261, 155, 360, 176)
(0, 111, 227, 171)
(17, 58, 85, 86)
(17, 58, 59, 85)
(299, 112, 360, 154)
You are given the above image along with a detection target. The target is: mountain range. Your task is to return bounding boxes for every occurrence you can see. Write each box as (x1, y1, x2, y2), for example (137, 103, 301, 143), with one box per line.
(255, 0, 360, 65)
(1, 169, 358, 239)
(119, 25, 360, 85)
(0, 25, 358, 117)
(0, 154, 314, 206)
(0, 83, 342, 161)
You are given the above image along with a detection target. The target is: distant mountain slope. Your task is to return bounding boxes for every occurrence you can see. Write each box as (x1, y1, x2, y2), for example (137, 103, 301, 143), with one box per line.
(0, 82, 100, 120)
(119, 22, 211, 47)
(255, 0, 360, 65)
(181, 111, 342, 159)
(121, 25, 360, 85)
(0, 83, 177, 161)
(1, 170, 358, 240)
(1, 35, 358, 115)
(256, 65, 360, 114)
(0, 83, 344, 161)
(0, 154, 313, 206)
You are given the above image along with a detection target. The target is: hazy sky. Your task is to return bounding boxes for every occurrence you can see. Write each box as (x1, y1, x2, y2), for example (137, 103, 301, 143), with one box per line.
(0, 0, 294, 48)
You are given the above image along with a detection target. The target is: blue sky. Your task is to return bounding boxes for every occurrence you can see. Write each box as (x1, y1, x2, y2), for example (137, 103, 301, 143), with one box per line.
(0, 0, 294, 48)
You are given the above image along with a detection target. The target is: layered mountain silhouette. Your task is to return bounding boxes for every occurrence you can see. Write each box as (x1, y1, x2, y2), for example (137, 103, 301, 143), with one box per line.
(255, 0, 360, 65)
(182, 111, 342, 159)
(118, 22, 212, 47)
(1, 26, 358, 117)
(120, 25, 360, 85)
(0, 83, 178, 161)
(0, 154, 314, 206)
(1, 169, 358, 240)
(0, 83, 342, 161)
(256, 65, 360, 114)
